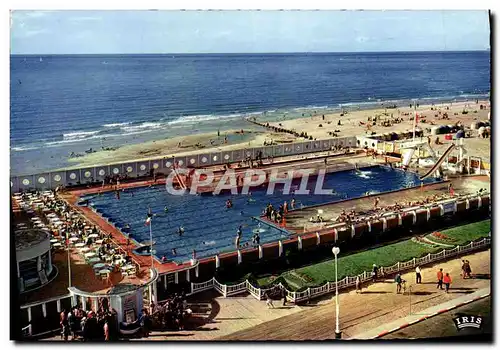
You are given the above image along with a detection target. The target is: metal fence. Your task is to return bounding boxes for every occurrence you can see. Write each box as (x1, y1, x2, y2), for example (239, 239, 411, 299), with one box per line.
(187, 237, 490, 303)
(10, 136, 358, 192)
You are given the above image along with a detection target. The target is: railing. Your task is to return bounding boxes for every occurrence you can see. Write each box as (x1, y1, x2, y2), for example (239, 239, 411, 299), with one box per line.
(185, 237, 490, 303)
(189, 278, 215, 295)
(225, 281, 247, 297)
(213, 278, 227, 297)
(11, 136, 359, 192)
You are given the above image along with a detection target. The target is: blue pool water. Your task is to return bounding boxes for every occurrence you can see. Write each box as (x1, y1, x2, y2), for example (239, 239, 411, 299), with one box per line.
(83, 166, 438, 262)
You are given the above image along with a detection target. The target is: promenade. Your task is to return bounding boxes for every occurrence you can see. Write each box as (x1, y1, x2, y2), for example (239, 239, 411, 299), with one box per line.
(106, 249, 490, 341)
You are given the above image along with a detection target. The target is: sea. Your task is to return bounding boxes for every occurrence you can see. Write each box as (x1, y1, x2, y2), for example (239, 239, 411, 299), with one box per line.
(10, 51, 490, 176)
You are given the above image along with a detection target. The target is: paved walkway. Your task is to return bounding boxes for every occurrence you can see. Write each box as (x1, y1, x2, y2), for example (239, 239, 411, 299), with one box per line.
(352, 286, 490, 339)
(42, 249, 490, 341)
(219, 249, 490, 340)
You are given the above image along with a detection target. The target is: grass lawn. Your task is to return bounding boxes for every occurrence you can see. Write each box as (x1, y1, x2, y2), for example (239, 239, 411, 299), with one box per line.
(425, 219, 491, 245)
(259, 219, 491, 290)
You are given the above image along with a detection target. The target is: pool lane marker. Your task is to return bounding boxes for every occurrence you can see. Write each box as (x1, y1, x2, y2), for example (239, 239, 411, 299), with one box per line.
(373, 292, 490, 339)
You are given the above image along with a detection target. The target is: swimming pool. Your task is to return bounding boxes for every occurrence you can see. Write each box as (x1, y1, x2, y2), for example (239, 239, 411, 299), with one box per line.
(82, 166, 438, 263)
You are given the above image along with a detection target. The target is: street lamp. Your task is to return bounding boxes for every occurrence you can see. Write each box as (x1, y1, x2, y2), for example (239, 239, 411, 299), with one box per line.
(332, 246, 341, 339)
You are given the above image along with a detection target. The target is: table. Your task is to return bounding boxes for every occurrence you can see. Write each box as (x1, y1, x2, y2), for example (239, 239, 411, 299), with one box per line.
(99, 269, 111, 275)
(95, 239, 104, 244)
(94, 263, 106, 269)
(80, 247, 91, 253)
(85, 252, 96, 258)
(74, 243, 85, 248)
(69, 237, 80, 242)
(50, 239, 59, 243)
(88, 233, 99, 238)
(52, 242, 62, 247)
(88, 257, 101, 264)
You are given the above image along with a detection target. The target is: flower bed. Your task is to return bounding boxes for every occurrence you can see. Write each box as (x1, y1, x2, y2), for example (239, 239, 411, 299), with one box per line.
(411, 236, 438, 248)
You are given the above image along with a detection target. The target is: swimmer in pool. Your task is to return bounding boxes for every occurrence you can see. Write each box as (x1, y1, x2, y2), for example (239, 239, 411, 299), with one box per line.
(247, 193, 256, 203)
(178, 226, 184, 236)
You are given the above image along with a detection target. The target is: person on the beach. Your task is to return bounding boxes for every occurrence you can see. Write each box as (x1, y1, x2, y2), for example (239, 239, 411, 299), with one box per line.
(443, 273, 452, 293)
(355, 276, 362, 293)
(437, 268, 444, 289)
(374, 197, 380, 208)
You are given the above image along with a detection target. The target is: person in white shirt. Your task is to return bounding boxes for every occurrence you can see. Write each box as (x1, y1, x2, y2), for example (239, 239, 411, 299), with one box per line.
(415, 266, 422, 284)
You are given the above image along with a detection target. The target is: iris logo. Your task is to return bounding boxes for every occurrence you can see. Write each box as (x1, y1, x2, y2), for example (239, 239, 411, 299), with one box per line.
(453, 314, 483, 331)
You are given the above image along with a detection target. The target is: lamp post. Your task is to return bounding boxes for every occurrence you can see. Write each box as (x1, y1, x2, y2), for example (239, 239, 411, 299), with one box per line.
(332, 246, 341, 339)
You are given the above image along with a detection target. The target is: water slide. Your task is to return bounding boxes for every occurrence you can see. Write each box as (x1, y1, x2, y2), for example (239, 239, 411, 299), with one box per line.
(402, 148, 416, 167)
(419, 144, 456, 180)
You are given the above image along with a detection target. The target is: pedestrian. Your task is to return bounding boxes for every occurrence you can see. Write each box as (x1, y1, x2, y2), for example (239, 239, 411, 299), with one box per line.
(265, 293, 274, 309)
(465, 260, 472, 279)
(443, 273, 452, 293)
(60, 309, 69, 341)
(395, 273, 403, 293)
(103, 320, 109, 341)
(355, 276, 362, 293)
(415, 266, 422, 284)
(282, 288, 287, 306)
(461, 260, 466, 279)
(437, 268, 444, 290)
(371, 264, 378, 282)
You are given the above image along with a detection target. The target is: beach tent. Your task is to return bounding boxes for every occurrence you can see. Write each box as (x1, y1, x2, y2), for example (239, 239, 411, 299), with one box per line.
(455, 130, 465, 139)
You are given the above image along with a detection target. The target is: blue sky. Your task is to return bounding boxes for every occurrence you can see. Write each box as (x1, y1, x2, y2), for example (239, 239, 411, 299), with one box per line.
(10, 10, 490, 54)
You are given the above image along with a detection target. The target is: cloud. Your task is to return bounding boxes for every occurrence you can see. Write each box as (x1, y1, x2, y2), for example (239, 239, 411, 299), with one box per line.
(69, 16, 102, 22)
(23, 29, 49, 37)
(22, 11, 54, 18)
(356, 36, 369, 43)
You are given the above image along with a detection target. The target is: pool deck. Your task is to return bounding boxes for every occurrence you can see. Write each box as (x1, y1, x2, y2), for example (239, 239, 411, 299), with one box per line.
(282, 175, 490, 234)
(59, 152, 388, 273)
(66, 150, 391, 196)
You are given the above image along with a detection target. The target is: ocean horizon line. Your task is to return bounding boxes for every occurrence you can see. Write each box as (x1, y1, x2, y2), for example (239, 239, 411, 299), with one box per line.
(10, 49, 490, 57)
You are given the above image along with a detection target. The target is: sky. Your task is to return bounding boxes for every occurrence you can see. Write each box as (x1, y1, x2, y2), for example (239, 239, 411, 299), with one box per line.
(10, 10, 490, 54)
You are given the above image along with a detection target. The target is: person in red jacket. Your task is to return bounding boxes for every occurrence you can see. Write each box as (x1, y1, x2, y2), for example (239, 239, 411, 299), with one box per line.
(443, 273, 452, 293)
(437, 268, 444, 290)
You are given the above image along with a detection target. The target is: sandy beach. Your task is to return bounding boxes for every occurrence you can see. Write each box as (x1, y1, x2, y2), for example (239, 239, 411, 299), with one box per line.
(64, 100, 491, 169)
